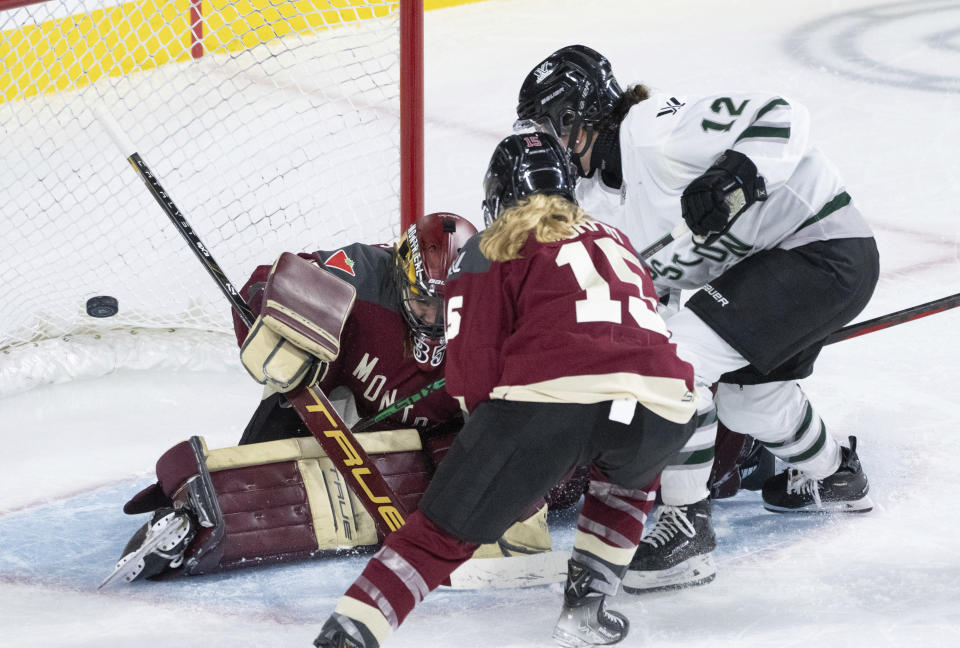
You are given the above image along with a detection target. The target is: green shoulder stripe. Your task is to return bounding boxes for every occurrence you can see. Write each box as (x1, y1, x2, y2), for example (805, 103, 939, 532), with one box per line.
(735, 125, 790, 143)
(734, 98, 791, 143)
(756, 98, 789, 120)
(795, 192, 852, 233)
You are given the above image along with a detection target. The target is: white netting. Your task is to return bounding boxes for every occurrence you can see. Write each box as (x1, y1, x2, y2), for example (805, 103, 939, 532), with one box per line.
(0, 0, 405, 395)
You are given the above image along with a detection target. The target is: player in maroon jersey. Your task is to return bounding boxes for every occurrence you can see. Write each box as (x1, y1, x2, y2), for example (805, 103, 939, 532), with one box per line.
(107, 211, 586, 584)
(232, 212, 475, 445)
(313, 134, 697, 648)
(230, 209, 585, 511)
(108, 214, 478, 577)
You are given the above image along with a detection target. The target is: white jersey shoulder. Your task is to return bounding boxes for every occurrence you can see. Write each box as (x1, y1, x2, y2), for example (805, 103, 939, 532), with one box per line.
(582, 91, 872, 291)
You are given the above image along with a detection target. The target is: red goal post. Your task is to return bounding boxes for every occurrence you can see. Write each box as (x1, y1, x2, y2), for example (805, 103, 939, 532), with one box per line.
(0, 0, 424, 395)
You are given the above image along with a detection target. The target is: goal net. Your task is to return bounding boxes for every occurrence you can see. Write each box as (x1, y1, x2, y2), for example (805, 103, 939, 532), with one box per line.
(0, 0, 419, 395)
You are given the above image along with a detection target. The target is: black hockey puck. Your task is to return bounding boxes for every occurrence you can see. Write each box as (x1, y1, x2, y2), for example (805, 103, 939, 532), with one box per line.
(86, 295, 119, 318)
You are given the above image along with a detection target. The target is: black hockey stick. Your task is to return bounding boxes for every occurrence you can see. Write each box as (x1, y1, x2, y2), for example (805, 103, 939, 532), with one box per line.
(352, 377, 447, 432)
(640, 219, 960, 344)
(638, 222, 690, 259)
(241, 377, 448, 441)
(98, 111, 407, 536)
(824, 291, 960, 346)
(638, 218, 747, 260)
(126, 153, 256, 323)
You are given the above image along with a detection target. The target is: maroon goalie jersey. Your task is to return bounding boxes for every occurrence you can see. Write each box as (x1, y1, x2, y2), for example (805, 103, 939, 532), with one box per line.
(445, 221, 696, 424)
(233, 243, 462, 431)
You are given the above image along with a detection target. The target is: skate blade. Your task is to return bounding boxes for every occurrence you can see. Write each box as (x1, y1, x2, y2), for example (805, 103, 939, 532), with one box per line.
(763, 494, 874, 514)
(552, 627, 594, 648)
(445, 550, 567, 590)
(552, 624, 623, 647)
(98, 513, 190, 589)
(622, 553, 716, 594)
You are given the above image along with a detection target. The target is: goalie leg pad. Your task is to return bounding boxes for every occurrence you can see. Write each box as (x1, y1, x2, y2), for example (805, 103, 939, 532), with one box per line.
(210, 460, 330, 566)
(448, 505, 565, 589)
(119, 430, 430, 576)
(123, 439, 208, 514)
(707, 422, 751, 500)
(470, 504, 551, 559)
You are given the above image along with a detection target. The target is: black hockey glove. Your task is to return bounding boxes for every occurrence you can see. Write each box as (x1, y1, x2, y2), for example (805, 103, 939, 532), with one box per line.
(680, 149, 767, 245)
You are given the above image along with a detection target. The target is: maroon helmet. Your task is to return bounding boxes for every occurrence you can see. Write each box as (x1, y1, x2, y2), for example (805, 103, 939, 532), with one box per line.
(395, 212, 477, 342)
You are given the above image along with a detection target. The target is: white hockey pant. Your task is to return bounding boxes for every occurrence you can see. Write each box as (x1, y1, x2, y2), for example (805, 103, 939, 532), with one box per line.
(716, 381, 841, 480)
(659, 308, 841, 505)
(659, 309, 742, 506)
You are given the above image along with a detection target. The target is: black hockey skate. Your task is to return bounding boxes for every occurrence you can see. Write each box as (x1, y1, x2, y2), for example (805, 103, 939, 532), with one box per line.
(314, 613, 380, 648)
(762, 436, 873, 513)
(552, 559, 629, 647)
(99, 507, 196, 588)
(621, 498, 716, 594)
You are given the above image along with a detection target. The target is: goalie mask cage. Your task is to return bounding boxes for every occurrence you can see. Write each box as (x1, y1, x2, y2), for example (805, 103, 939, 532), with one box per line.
(0, 0, 424, 396)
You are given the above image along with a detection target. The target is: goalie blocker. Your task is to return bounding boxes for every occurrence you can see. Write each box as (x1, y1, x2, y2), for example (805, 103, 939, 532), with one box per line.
(115, 430, 556, 584)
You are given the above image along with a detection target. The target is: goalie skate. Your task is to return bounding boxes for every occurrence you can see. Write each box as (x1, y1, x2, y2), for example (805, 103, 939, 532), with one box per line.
(98, 508, 196, 588)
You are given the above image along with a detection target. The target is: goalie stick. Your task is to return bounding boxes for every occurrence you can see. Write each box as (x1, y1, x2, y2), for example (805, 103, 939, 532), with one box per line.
(98, 111, 406, 537)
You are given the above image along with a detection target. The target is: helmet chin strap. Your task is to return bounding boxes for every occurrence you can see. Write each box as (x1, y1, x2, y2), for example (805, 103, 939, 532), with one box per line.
(568, 120, 598, 178)
(589, 124, 623, 189)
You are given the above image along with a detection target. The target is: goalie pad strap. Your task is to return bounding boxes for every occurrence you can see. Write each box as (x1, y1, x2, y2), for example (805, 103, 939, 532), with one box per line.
(261, 252, 356, 362)
(123, 441, 203, 514)
(206, 428, 423, 469)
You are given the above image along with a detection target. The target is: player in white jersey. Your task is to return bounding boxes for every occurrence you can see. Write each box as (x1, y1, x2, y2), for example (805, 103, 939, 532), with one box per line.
(515, 45, 879, 592)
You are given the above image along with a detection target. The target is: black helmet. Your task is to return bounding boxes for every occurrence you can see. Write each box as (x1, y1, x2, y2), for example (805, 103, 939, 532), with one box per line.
(514, 45, 622, 146)
(481, 132, 577, 226)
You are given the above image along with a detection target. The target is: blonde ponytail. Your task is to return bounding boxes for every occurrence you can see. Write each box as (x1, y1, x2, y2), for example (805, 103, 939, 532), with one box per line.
(480, 194, 592, 262)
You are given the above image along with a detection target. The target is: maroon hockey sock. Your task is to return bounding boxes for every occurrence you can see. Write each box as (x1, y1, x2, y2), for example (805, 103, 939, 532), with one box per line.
(578, 467, 660, 549)
(343, 511, 478, 629)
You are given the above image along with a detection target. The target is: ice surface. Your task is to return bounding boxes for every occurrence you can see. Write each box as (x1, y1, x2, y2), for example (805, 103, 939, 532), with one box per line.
(2, 0, 960, 646)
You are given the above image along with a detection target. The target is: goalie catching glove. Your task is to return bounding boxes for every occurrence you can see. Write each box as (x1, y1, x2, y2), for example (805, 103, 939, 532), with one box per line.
(241, 252, 356, 392)
(680, 149, 767, 245)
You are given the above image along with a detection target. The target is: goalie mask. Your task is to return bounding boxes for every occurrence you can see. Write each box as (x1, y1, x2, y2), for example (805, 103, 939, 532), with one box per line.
(514, 44, 622, 174)
(482, 132, 578, 226)
(395, 212, 477, 367)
